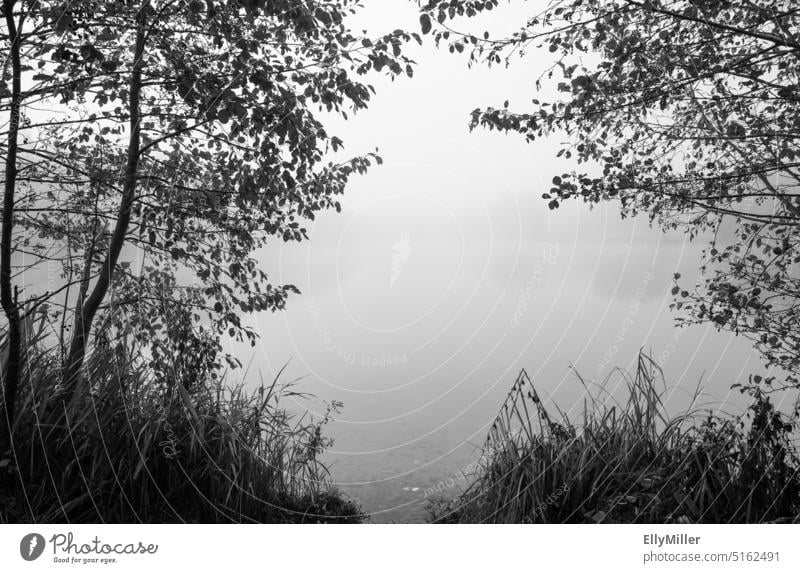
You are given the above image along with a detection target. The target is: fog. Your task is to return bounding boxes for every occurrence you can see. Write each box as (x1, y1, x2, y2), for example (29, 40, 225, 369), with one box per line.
(217, 0, 791, 522)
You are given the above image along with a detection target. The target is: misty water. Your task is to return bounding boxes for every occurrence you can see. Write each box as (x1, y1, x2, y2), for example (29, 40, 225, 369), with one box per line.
(228, 125, 787, 523)
(218, 2, 793, 523)
(234, 183, 784, 523)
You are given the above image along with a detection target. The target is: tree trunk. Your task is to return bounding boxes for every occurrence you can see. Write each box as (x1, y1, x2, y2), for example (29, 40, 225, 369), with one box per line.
(1, 0, 24, 451)
(62, 6, 148, 391)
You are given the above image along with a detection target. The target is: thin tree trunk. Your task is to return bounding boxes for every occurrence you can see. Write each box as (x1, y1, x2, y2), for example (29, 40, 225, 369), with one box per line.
(1, 0, 24, 451)
(62, 6, 148, 391)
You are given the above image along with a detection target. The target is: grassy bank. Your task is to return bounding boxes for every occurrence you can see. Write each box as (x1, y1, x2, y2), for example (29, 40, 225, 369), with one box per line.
(0, 312, 361, 523)
(427, 354, 800, 524)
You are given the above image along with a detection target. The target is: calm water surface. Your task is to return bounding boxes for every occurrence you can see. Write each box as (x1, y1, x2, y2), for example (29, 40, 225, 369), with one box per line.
(236, 192, 780, 523)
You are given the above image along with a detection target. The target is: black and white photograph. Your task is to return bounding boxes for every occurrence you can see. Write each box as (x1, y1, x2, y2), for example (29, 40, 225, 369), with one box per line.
(1, 0, 800, 570)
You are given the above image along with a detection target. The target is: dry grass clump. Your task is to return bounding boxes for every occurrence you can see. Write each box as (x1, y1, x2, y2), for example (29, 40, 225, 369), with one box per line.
(1, 310, 361, 523)
(428, 353, 800, 523)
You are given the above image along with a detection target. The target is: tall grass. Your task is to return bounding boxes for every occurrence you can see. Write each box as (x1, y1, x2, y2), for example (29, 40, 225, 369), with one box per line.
(0, 309, 361, 523)
(427, 353, 800, 523)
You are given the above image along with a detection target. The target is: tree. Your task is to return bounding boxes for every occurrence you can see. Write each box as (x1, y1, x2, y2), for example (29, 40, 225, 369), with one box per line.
(0, 0, 417, 441)
(420, 0, 800, 385)
(0, 0, 24, 447)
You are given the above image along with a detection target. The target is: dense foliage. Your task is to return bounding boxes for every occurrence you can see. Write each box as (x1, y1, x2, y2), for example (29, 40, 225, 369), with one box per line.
(420, 0, 800, 386)
(1, 0, 416, 440)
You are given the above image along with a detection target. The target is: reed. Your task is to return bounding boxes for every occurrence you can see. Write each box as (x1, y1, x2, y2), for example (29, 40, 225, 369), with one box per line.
(427, 353, 800, 523)
(0, 309, 361, 523)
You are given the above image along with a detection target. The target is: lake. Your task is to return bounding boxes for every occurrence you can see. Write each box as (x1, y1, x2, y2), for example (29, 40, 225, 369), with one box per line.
(235, 186, 784, 523)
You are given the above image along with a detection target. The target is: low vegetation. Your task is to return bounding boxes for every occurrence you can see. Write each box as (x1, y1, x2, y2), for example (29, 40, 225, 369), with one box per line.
(0, 309, 362, 523)
(427, 354, 800, 524)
